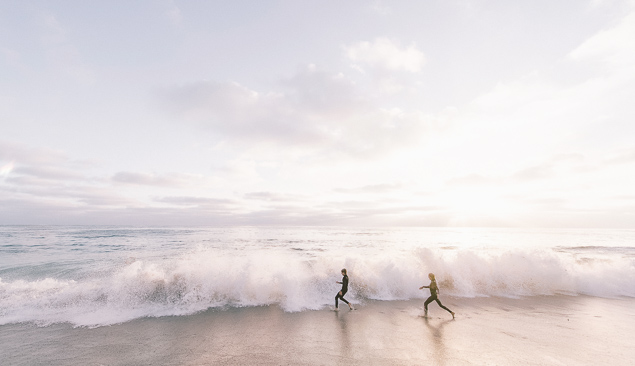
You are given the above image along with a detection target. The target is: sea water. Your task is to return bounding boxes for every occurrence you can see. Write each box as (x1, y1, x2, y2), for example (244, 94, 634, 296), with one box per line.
(1, 226, 634, 327)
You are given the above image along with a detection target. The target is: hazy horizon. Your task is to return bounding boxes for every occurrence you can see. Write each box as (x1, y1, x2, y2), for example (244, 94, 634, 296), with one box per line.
(2, 1, 635, 227)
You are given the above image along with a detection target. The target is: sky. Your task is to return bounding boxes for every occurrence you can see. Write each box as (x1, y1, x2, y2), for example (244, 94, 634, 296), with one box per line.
(1, 0, 635, 227)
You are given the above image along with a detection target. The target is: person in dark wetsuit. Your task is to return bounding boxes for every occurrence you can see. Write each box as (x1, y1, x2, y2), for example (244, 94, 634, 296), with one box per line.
(419, 273, 455, 319)
(335, 268, 354, 310)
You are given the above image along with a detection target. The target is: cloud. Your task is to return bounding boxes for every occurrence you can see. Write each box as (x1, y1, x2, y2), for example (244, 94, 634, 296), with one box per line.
(446, 173, 499, 186)
(523, 197, 569, 208)
(369, 1, 392, 16)
(0, 141, 101, 185)
(0, 141, 142, 209)
(512, 164, 555, 181)
(154, 196, 236, 208)
(0, 180, 135, 208)
(568, 11, 635, 69)
(444, 153, 591, 188)
(13, 165, 85, 181)
(325, 202, 442, 216)
(112, 172, 192, 187)
(0, 198, 229, 226)
(72, 188, 137, 206)
(244, 191, 305, 202)
(611, 195, 635, 200)
(280, 64, 365, 117)
(0, 161, 14, 178)
(343, 37, 425, 73)
(0, 141, 68, 166)
(0, 196, 364, 226)
(460, 10, 635, 165)
(333, 183, 404, 194)
(605, 146, 635, 165)
(161, 79, 325, 144)
(161, 65, 437, 158)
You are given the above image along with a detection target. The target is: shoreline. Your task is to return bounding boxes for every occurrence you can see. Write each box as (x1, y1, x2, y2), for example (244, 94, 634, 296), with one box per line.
(2, 295, 634, 365)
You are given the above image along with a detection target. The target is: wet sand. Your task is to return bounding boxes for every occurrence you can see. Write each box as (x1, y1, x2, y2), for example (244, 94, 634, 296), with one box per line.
(2, 296, 634, 365)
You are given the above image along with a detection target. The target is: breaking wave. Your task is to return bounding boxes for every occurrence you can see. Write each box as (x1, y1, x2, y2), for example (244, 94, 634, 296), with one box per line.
(1, 246, 634, 327)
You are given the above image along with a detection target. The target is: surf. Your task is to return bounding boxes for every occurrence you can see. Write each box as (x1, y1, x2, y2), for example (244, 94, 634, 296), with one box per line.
(1, 243, 634, 327)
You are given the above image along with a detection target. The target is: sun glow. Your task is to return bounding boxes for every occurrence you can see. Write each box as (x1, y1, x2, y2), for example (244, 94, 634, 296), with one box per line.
(0, 161, 14, 177)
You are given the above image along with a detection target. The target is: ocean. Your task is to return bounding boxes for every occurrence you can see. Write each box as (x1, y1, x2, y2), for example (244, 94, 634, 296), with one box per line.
(1, 226, 634, 365)
(2, 226, 633, 327)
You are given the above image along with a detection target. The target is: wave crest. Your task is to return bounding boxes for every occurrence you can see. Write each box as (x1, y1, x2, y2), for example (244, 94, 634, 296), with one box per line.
(1, 247, 633, 326)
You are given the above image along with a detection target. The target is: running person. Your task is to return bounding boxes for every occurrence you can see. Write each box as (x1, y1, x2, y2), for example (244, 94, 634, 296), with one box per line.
(419, 273, 454, 318)
(335, 268, 354, 310)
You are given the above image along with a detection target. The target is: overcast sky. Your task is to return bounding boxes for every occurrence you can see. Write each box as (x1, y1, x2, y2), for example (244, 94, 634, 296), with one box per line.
(1, 0, 635, 227)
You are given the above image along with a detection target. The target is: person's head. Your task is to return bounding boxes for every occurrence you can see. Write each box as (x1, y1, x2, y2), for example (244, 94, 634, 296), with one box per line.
(341, 268, 347, 275)
(428, 273, 435, 281)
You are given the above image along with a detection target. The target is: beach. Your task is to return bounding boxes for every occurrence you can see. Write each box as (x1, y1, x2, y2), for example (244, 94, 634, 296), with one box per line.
(2, 226, 635, 365)
(2, 295, 634, 365)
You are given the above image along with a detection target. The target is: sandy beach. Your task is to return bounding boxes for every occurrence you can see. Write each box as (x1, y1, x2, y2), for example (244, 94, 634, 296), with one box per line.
(2, 295, 633, 366)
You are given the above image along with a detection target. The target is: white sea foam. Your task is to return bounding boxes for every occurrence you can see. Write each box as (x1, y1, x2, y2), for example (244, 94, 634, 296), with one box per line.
(1, 246, 634, 327)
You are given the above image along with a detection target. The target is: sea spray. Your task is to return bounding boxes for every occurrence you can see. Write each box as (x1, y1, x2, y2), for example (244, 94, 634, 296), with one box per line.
(2, 242, 634, 327)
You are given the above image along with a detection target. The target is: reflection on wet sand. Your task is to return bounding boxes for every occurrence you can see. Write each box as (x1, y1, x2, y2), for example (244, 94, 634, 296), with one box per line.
(335, 310, 352, 360)
(423, 317, 453, 366)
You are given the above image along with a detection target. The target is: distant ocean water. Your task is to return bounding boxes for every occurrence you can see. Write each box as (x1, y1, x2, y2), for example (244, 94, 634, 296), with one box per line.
(1, 226, 634, 327)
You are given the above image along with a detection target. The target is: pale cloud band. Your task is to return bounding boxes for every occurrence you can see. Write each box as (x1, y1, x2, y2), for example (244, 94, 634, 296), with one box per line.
(344, 37, 426, 73)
